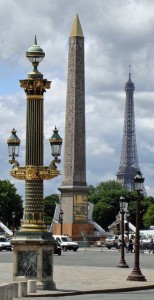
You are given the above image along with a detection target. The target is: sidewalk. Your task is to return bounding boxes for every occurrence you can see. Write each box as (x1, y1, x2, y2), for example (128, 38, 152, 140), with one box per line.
(1, 262, 154, 297)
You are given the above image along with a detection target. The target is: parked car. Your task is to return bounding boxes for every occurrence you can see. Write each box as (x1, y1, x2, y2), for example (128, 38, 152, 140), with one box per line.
(129, 233, 151, 250)
(140, 234, 151, 250)
(53, 235, 79, 252)
(0, 236, 12, 251)
(104, 235, 119, 249)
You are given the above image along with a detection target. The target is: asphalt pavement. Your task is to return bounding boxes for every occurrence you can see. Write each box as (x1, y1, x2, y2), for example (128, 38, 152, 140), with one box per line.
(0, 247, 154, 298)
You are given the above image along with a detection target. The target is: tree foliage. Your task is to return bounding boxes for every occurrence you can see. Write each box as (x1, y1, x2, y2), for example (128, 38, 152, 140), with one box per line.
(0, 180, 23, 229)
(88, 181, 134, 230)
(44, 194, 59, 225)
(92, 202, 114, 230)
(143, 204, 154, 227)
(88, 180, 154, 230)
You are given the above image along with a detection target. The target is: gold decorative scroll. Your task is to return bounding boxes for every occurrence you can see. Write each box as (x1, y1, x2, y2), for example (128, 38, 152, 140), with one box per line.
(10, 165, 60, 180)
(20, 79, 51, 96)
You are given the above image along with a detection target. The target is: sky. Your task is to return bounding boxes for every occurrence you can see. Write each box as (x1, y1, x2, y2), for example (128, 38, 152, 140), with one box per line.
(1, 0, 154, 199)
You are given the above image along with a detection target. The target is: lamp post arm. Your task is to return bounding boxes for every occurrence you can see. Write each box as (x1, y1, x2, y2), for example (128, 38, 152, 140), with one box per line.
(10, 159, 20, 169)
(49, 158, 61, 170)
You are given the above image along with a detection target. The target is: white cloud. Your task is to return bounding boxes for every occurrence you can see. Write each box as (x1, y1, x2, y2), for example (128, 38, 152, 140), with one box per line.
(1, 0, 154, 198)
(87, 136, 115, 156)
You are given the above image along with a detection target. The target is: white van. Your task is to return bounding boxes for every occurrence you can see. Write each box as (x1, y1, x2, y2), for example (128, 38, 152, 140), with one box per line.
(0, 235, 12, 251)
(53, 235, 79, 252)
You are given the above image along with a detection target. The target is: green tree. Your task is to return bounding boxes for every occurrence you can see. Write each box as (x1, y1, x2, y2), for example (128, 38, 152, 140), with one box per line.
(44, 194, 59, 225)
(88, 180, 154, 230)
(143, 204, 154, 227)
(0, 180, 23, 230)
(88, 180, 136, 230)
(92, 202, 114, 230)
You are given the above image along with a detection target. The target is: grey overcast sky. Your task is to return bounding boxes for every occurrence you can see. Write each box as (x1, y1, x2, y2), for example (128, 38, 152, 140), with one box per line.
(1, 0, 154, 198)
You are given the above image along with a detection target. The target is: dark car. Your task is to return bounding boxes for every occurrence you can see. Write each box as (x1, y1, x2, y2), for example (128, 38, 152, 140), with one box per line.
(54, 240, 62, 256)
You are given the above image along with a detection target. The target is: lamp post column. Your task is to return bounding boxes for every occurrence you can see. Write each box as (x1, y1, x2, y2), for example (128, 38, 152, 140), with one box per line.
(61, 217, 63, 235)
(126, 211, 130, 241)
(127, 171, 146, 281)
(12, 211, 16, 236)
(117, 196, 129, 268)
(59, 210, 63, 235)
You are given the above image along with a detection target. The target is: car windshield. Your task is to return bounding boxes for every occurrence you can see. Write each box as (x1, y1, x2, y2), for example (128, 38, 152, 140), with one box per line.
(61, 237, 71, 242)
(141, 235, 148, 240)
(106, 236, 117, 240)
(0, 238, 7, 242)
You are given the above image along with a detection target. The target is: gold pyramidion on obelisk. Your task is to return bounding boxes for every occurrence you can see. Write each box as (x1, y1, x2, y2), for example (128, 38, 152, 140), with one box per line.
(70, 14, 84, 37)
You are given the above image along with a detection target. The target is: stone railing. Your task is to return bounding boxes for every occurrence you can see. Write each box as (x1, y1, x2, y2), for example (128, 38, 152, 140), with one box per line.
(0, 280, 36, 300)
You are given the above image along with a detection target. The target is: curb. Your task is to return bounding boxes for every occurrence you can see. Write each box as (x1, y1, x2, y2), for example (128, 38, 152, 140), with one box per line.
(26, 284, 154, 298)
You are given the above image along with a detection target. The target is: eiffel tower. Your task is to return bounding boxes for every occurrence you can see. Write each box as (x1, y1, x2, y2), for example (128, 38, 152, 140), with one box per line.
(117, 67, 146, 194)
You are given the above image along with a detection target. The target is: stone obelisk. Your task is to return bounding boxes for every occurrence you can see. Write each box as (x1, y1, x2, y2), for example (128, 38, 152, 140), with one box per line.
(57, 15, 94, 239)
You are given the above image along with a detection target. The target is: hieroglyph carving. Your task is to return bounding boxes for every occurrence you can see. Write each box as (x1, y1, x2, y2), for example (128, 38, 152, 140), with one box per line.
(63, 37, 86, 186)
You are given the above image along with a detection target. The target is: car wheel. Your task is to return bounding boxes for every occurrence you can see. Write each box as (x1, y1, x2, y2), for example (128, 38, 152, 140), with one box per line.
(73, 248, 77, 252)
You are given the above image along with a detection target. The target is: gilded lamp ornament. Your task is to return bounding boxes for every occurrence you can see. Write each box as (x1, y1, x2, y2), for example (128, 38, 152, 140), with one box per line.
(7, 126, 62, 180)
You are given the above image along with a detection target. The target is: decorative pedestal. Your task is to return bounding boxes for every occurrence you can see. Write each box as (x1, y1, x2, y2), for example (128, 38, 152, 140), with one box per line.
(52, 222, 94, 240)
(12, 232, 56, 290)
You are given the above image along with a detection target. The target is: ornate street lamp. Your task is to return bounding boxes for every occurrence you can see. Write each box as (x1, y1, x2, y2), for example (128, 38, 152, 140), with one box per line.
(7, 36, 62, 290)
(7, 129, 20, 166)
(127, 170, 146, 281)
(12, 211, 16, 236)
(59, 209, 64, 235)
(117, 196, 129, 268)
(49, 126, 63, 169)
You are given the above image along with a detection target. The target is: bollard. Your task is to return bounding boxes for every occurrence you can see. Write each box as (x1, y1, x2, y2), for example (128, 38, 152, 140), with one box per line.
(18, 281, 27, 297)
(0, 283, 18, 300)
(3, 283, 12, 300)
(0, 285, 4, 300)
(27, 280, 36, 293)
(12, 282, 18, 298)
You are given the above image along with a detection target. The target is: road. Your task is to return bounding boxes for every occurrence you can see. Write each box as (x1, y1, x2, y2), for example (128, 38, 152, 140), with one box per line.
(0, 247, 154, 268)
(53, 248, 154, 269)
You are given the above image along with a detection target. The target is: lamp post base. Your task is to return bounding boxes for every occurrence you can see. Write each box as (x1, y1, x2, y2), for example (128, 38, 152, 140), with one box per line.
(117, 259, 129, 268)
(127, 268, 147, 281)
(12, 232, 56, 290)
